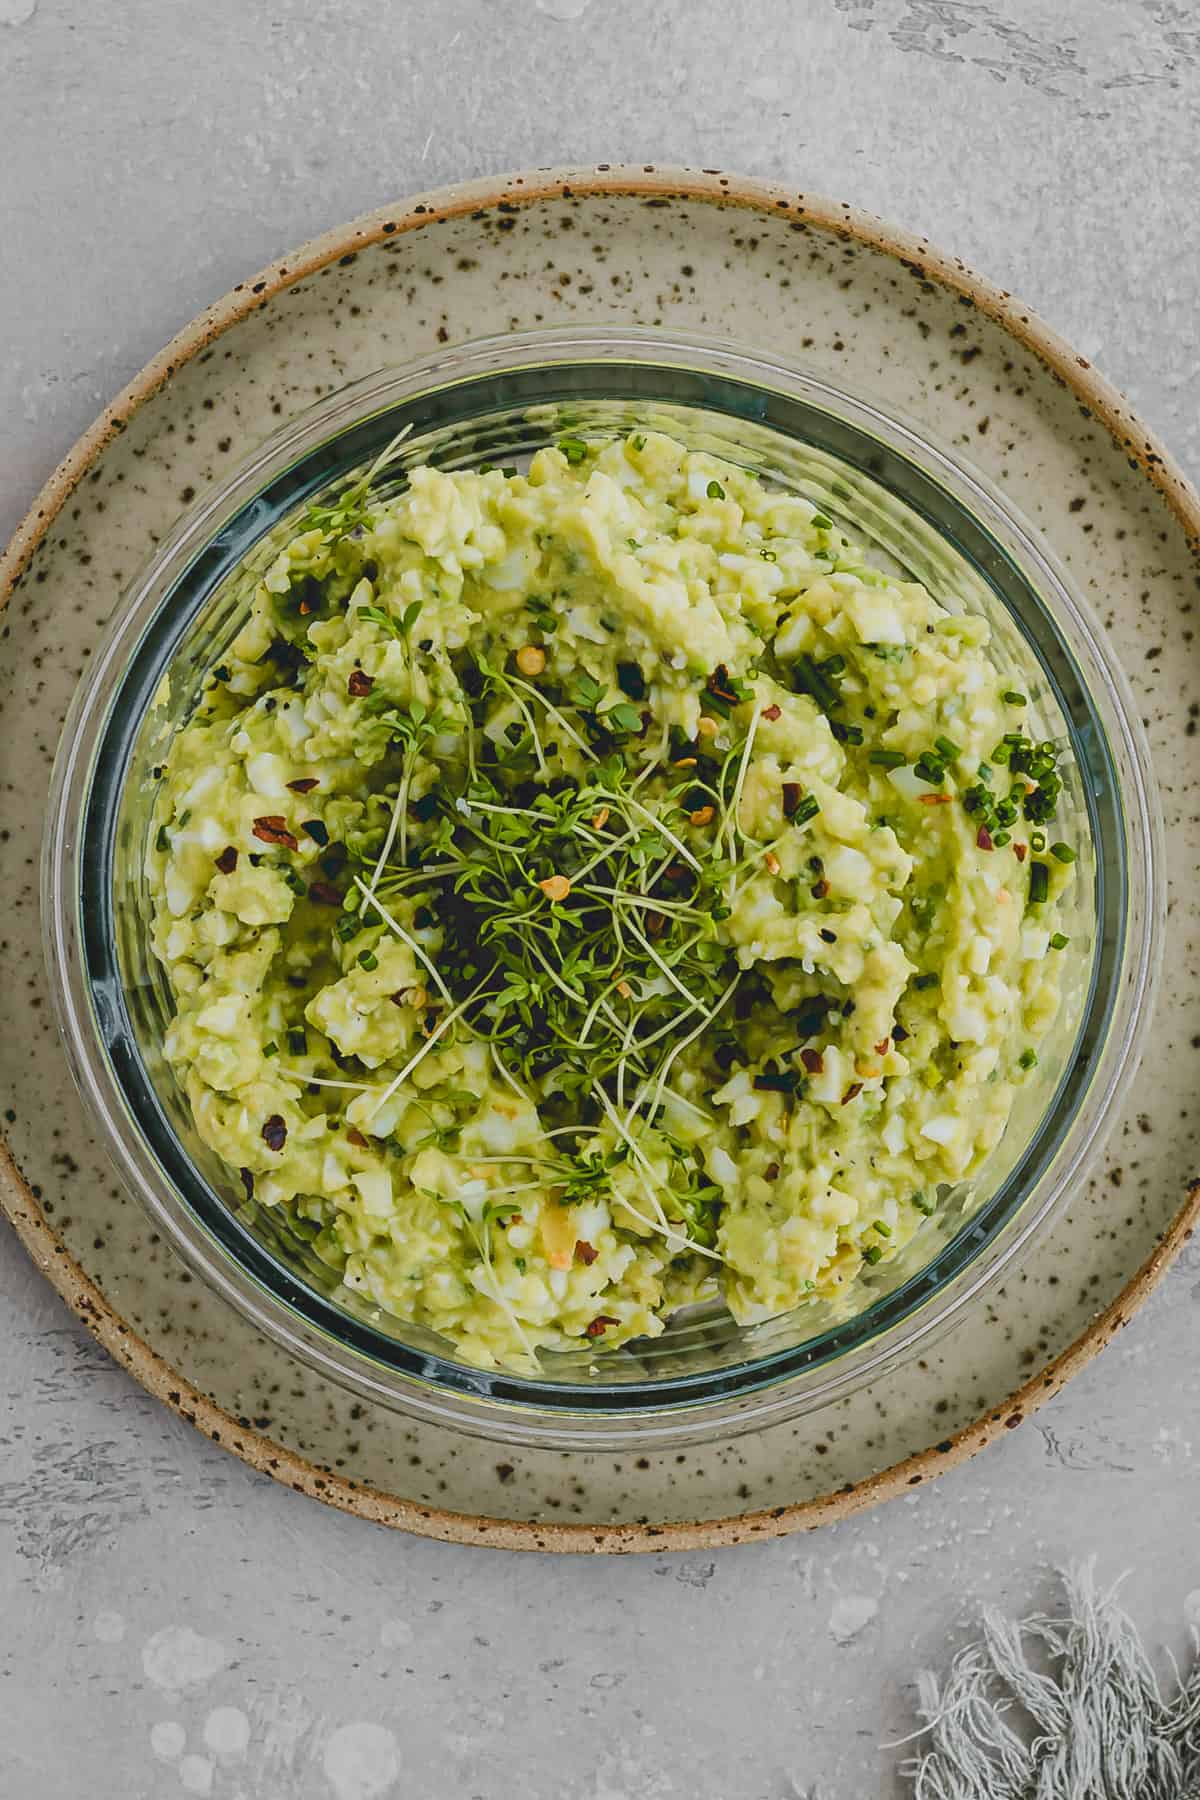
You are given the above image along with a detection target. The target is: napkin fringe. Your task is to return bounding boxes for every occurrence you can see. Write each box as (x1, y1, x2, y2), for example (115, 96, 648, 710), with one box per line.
(904, 1563, 1200, 1799)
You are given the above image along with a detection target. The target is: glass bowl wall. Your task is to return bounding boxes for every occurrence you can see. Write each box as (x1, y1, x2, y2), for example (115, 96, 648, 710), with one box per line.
(42, 329, 1161, 1448)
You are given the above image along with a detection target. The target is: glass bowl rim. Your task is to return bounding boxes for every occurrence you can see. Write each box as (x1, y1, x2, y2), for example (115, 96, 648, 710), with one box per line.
(42, 323, 1163, 1448)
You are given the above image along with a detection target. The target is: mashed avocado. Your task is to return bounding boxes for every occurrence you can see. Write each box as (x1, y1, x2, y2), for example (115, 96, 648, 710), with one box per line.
(148, 430, 1075, 1370)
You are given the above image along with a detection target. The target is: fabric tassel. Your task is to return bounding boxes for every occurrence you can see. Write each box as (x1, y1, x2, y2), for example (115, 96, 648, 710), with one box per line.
(902, 1563, 1200, 1799)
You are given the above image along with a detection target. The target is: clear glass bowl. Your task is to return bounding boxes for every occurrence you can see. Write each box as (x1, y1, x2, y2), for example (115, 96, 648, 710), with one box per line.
(43, 327, 1162, 1449)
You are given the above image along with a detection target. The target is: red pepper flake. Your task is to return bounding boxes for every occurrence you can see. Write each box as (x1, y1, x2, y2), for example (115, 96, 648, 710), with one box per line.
(976, 826, 995, 852)
(308, 880, 342, 906)
(874, 1038, 891, 1056)
(585, 1314, 620, 1339)
(919, 793, 953, 806)
(800, 1048, 824, 1075)
(214, 846, 238, 874)
(841, 1082, 863, 1106)
(298, 595, 317, 616)
(287, 776, 320, 794)
(764, 1162, 781, 1181)
(707, 663, 738, 704)
(645, 910, 666, 936)
(346, 1127, 368, 1148)
(781, 781, 802, 818)
(347, 668, 374, 698)
(261, 1114, 287, 1153)
(810, 878, 830, 899)
(1014, 842, 1028, 863)
(253, 815, 300, 852)
(761, 703, 782, 721)
(575, 1240, 599, 1266)
(238, 1167, 254, 1200)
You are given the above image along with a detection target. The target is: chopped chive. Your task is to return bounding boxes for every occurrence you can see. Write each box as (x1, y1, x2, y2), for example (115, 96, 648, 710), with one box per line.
(558, 437, 587, 464)
(1029, 861, 1049, 905)
(791, 653, 842, 712)
(933, 736, 961, 761)
(1049, 932, 1070, 950)
(912, 1191, 935, 1216)
(869, 749, 907, 770)
(1018, 1048, 1038, 1071)
(791, 794, 820, 826)
(706, 479, 726, 500)
(263, 1041, 279, 1058)
(872, 1218, 892, 1238)
(862, 1244, 883, 1265)
(810, 513, 833, 530)
(1023, 775, 1062, 825)
(358, 950, 379, 971)
(1049, 842, 1076, 864)
(288, 1029, 307, 1056)
(1031, 830, 1047, 852)
(753, 1070, 799, 1094)
(1003, 691, 1027, 706)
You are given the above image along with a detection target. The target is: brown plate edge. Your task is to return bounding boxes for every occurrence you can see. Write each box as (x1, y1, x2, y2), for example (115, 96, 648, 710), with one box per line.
(2, 163, 1199, 1554)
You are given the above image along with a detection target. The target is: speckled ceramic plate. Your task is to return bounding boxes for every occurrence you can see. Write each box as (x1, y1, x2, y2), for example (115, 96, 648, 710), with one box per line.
(3, 167, 1198, 1552)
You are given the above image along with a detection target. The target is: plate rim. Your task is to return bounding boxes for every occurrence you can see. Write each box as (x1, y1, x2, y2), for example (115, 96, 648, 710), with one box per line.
(4, 161, 1198, 1552)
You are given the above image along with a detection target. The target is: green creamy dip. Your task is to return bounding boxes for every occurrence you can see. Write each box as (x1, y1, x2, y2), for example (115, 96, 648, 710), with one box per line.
(149, 431, 1075, 1370)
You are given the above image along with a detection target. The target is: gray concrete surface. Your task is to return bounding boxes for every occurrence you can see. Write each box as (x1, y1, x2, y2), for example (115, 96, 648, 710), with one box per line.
(3, 3, 1199, 1795)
